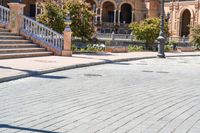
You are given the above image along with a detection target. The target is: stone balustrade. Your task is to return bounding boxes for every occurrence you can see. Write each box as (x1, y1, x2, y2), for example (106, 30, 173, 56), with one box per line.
(0, 3, 72, 56)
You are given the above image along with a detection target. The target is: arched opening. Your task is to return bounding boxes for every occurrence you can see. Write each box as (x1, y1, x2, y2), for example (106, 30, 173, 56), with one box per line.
(102, 1, 115, 23)
(120, 3, 132, 23)
(180, 9, 191, 37)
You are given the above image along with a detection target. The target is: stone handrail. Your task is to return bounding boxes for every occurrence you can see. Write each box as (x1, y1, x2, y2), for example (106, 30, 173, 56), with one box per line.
(0, 3, 72, 56)
(168, 36, 190, 43)
(21, 15, 64, 52)
(0, 5, 10, 25)
(96, 33, 134, 42)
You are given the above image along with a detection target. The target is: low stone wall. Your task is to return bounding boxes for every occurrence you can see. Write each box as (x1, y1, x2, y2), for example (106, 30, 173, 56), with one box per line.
(98, 40, 147, 47)
(177, 47, 195, 52)
(105, 46, 128, 53)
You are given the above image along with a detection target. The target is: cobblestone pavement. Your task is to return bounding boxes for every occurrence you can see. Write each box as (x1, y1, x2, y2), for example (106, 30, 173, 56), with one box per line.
(0, 56, 200, 133)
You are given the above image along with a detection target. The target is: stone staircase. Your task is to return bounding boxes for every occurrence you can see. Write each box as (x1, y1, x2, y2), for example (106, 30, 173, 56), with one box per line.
(0, 28, 53, 59)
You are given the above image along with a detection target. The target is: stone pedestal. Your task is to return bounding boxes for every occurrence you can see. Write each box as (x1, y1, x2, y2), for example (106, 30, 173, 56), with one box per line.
(62, 27, 72, 56)
(8, 3, 25, 35)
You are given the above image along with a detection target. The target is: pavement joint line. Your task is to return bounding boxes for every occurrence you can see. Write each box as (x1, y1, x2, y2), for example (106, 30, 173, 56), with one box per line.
(0, 54, 199, 83)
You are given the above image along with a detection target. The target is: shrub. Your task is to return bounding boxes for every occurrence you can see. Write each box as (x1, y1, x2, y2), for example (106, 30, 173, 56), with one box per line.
(190, 25, 200, 50)
(164, 45, 172, 52)
(72, 43, 104, 53)
(129, 18, 168, 49)
(128, 45, 144, 52)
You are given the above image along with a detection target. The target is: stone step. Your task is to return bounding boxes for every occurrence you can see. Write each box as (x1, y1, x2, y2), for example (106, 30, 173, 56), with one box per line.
(0, 40, 32, 44)
(0, 52, 53, 59)
(0, 29, 9, 32)
(0, 28, 54, 58)
(0, 48, 46, 53)
(0, 32, 18, 36)
(0, 36, 24, 40)
(0, 43, 38, 48)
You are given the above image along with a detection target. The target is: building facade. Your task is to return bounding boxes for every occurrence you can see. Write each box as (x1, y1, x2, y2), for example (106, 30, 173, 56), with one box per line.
(84, 0, 161, 33)
(164, 0, 200, 37)
(1, 0, 162, 34)
(0, 0, 37, 17)
(2, 0, 200, 36)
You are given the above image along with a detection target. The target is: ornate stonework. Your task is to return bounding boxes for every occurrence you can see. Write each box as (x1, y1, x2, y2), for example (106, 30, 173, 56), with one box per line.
(2, 0, 161, 33)
(165, 0, 200, 37)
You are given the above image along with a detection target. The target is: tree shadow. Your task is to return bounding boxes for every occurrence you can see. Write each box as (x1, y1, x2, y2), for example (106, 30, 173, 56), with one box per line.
(0, 124, 60, 133)
(0, 66, 68, 79)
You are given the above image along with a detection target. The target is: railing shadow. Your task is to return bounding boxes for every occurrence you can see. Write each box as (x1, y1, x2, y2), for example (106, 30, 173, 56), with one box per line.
(0, 66, 68, 79)
(0, 124, 60, 133)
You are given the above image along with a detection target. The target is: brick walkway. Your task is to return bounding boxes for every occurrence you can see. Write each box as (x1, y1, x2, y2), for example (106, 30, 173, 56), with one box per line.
(0, 56, 200, 133)
(0, 51, 200, 82)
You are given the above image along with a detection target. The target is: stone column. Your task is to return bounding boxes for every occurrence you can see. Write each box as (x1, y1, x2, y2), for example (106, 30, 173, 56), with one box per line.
(96, 8, 98, 23)
(62, 26, 72, 56)
(8, 3, 25, 35)
(118, 10, 121, 24)
(131, 11, 134, 22)
(114, 10, 116, 24)
(100, 8, 103, 24)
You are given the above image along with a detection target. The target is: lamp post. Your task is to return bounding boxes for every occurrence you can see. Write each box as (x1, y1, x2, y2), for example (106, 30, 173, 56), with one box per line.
(157, 0, 165, 58)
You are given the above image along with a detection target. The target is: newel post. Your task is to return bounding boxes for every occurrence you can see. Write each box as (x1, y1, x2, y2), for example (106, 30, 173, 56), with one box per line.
(62, 14, 72, 56)
(8, 3, 25, 35)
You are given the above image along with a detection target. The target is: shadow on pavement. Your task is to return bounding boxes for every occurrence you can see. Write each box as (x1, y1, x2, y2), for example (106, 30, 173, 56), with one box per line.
(0, 66, 68, 79)
(0, 124, 60, 133)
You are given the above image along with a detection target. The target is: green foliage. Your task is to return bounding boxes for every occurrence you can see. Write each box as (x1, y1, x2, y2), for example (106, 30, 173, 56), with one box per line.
(65, 0, 95, 40)
(37, 0, 94, 40)
(190, 25, 200, 49)
(37, 2, 66, 33)
(129, 18, 169, 49)
(167, 40, 177, 46)
(72, 44, 104, 53)
(128, 45, 144, 52)
(164, 45, 172, 52)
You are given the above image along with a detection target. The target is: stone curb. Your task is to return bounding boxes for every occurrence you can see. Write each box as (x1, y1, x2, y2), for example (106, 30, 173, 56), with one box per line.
(0, 54, 199, 83)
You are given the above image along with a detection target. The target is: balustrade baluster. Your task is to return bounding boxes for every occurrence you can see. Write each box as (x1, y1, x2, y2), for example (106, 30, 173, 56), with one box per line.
(6, 10, 9, 22)
(17, 15, 64, 51)
(3, 10, 5, 21)
(1, 8, 3, 21)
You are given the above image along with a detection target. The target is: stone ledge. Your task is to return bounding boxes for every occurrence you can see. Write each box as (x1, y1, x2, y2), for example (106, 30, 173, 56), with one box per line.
(177, 47, 195, 52)
(105, 46, 128, 53)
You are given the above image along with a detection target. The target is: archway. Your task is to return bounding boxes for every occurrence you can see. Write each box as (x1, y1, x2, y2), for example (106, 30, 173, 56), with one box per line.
(102, 1, 115, 23)
(120, 3, 132, 23)
(180, 9, 191, 37)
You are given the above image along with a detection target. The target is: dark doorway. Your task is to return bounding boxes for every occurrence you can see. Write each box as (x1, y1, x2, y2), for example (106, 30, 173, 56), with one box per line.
(30, 4, 36, 17)
(102, 2, 115, 23)
(181, 9, 191, 37)
(120, 3, 132, 23)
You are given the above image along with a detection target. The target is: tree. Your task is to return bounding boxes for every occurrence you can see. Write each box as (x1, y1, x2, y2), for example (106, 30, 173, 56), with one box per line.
(37, 0, 95, 40)
(190, 25, 200, 49)
(129, 18, 168, 49)
(37, 2, 66, 33)
(65, 0, 95, 41)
